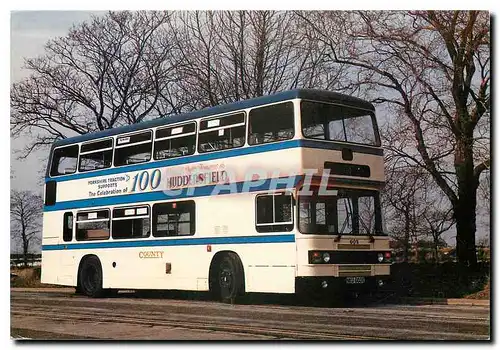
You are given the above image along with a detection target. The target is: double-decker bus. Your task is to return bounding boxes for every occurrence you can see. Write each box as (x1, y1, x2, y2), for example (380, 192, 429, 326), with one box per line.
(41, 89, 391, 302)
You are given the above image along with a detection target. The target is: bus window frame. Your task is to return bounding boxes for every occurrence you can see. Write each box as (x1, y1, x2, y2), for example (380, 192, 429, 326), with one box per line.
(111, 204, 151, 240)
(255, 192, 294, 233)
(297, 188, 385, 236)
(300, 99, 381, 147)
(152, 200, 196, 237)
(75, 208, 111, 241)
(154, 121, 197, 160)
(248, 101, 295, 146)
(197, 111, 247, 154)
(49, 144, 80, 177)
(78, 138, 114, 173)
(63, 212, 74, 242)
(113, 130, 153, 167)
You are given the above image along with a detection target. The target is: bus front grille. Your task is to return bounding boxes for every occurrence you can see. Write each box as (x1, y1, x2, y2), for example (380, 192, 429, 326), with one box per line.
(338, 271, 372, 277)
(338, 265, 372, 271)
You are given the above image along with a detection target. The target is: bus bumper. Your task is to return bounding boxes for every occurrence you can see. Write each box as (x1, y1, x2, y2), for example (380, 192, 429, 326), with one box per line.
(295, 275, 392, 295)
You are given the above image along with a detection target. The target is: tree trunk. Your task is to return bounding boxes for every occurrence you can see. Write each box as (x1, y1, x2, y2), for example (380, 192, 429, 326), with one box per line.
(454, 134, 478, 267)
(22, 238, 29, 268)
(454, 196, 477, 267)
(433, 234, 439, 264)
(21, 221, 29, 268)
(403, 210, 410, 263)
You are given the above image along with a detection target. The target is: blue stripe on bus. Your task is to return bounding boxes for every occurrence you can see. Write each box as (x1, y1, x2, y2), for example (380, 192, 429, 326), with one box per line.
(45, 139, 383, 183)
(41, 234, 296, 251)
(44, 176, 301, 212)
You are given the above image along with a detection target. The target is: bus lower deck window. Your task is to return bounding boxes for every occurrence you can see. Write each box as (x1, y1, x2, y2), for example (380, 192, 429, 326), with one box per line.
(298, 189, 382, 235)
(152, 201, 195, 237)
(112, 206, 150, 239)
(76, 209, 110, 241)
(255, 193, 293, 233)
(63, 212, 73, 242)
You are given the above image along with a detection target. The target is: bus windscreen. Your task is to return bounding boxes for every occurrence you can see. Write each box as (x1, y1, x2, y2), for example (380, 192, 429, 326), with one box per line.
(298, 189, 384, 235)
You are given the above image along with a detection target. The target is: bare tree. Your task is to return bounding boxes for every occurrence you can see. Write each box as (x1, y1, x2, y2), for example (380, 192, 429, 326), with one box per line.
(382, 113, 456, 263)
(10, 190, 43, 267)
(167, 11, 338, 110)
(384, 160, 455, 263)
(477, 233, 490, 248)
(299, 10, 490, 266)
(417, 190, 455, 263)
(383, 162, 428, 262)
(11, 11, 178, 158)
(11, 10, 345, 159)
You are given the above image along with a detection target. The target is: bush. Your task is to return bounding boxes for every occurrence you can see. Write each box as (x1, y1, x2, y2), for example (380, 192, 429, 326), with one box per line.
(33, 266, 41, 279)
(390, 262, 490, 298)
(10, 267, 48, 288)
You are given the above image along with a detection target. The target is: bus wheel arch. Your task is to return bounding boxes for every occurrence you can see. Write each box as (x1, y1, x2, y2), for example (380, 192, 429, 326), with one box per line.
(77, 254, 105, 298)
(209, 251, 245, 303)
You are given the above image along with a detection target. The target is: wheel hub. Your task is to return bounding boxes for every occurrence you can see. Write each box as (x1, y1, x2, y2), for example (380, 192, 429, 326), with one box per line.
(220, 268, 233, 288)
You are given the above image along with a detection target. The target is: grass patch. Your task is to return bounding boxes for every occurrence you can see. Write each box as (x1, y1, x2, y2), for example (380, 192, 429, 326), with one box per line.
(463, 278, 490, 300)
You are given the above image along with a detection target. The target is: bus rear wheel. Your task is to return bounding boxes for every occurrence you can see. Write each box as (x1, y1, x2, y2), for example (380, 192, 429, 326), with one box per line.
(211, 253, 244, 304)
(78, 256, 104, 298)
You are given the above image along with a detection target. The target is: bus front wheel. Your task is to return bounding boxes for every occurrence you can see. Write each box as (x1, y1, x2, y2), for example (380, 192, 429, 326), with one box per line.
(78, 256, 104, 298)
(211, 253, 244, 304)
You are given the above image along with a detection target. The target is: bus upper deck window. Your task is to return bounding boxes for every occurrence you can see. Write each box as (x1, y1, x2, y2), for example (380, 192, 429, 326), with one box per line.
(154, 122, 196, 160)
(50, 145, 79, 177)
(248, 102, 294, 145)
(198, 113, 246, 153)
(79, 139, 113, 172)
(301, 101, 379, 146)
(114, 131, 152, 167)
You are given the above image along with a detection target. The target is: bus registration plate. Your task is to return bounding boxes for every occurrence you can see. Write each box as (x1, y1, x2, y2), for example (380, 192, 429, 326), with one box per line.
(345, 277, 365, 284)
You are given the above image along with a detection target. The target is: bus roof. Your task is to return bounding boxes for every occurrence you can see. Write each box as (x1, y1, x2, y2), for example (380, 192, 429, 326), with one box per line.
(52, 89, 375, 148)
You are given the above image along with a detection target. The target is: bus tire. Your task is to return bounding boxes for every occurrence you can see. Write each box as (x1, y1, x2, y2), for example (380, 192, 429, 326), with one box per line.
(75, 284, 83, 295)
(210, 253, 244, 304)
(78, 256, 104, 298)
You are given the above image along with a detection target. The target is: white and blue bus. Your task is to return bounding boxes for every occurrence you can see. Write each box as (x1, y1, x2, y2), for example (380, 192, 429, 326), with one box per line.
(41, 89, 391, 302)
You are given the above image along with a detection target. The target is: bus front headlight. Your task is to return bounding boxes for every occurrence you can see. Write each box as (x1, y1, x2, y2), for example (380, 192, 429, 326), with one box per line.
(377, 253, 384, 263)
(323, 252, 331, 263)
